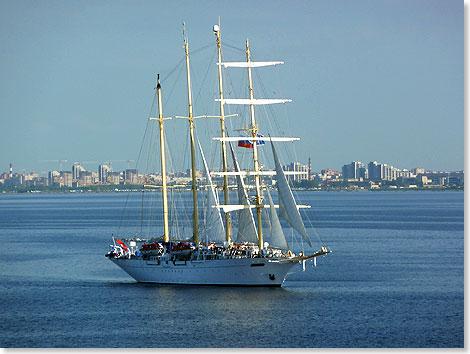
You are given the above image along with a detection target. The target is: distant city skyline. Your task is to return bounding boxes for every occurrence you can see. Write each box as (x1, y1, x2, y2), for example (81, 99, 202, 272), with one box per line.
(1, 157, 463, 191)
(0, 0, 463, 173)
(0, 156, 463, 178)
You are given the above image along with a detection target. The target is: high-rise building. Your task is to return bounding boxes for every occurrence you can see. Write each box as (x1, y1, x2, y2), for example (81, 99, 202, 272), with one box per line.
(412, 168, 425, 175)
(368, 161, 398, 181)
(98, 164, 112, 183)
(308, 157, 311, 181)
(368, 161, 382, 180)
(107, 171, 121, 185)
(342, 161, 366, 180)
(447, 171, 464, 186)
(283, 162, 308, 182)
(72, 164, 86, 180)
(47, 171, 60, 186)
(125, 169, 138, 184)
(61, 171, 73, 187)
(79, 171, 93, 186)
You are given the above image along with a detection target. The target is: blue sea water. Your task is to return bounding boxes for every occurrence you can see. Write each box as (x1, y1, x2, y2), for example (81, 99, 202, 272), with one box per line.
(0, 191, 463, 348)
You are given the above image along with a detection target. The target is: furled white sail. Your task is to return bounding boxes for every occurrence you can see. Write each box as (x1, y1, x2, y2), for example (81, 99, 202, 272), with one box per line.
(212, 170, 305, 176)
(213, 136, 299, 142)
(216, 99, 291, 105)
(229, 143, 258, 244)
(219, 61, 284, 68)
(197, 140, 225, 243)
(265, 187, 289, 250)
(215, 204, 310, 212)
(271, 141, 313, 247)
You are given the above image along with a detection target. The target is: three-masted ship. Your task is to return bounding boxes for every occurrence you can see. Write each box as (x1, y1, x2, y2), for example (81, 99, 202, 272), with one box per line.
(105, 22, 330, 286)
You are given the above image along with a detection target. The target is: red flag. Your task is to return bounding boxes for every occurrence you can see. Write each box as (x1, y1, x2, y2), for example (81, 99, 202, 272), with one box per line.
(115, 238, 128, 252)
(238, 140, 254, 148)
(238, 135, 264, 149)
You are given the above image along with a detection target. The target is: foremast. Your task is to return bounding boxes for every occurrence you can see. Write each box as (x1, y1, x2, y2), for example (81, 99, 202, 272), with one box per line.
(154, 75, 170, 242)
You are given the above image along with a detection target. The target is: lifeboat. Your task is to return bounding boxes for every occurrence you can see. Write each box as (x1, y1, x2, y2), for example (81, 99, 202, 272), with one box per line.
(171, 241, 193, 260)
(140, 242, 164, 256)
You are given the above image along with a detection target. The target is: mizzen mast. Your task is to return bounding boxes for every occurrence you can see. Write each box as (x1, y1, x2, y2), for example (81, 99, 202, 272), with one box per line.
(213, 33, 291, 252)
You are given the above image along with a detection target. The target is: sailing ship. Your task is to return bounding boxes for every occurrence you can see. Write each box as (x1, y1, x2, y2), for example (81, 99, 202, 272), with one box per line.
(105, 22, 330, 286)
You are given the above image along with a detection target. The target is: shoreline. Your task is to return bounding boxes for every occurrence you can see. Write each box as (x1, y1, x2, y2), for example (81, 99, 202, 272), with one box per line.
(0, 186, 464, 195)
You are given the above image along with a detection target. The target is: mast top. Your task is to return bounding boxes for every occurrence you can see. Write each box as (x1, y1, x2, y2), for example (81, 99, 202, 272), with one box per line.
(213, 16, 221, 35)
(183, 21, 188, 44)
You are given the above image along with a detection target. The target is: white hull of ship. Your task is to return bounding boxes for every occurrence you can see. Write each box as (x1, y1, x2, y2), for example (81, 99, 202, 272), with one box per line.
(109, 257, 298, 286)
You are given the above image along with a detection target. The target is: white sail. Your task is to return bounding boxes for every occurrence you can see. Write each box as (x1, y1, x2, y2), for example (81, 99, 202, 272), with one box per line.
(216, 99, 291, 105)
(219, 61, 283, 68)
(197, 140, 225, 243)
(213, 136, 299, 142)
(212, 170, 305, 176)
(229, 143, 258, 244)
(265, 187, 289, 250)
(271, 141, 313, 247)
(215, 204, 310, 212)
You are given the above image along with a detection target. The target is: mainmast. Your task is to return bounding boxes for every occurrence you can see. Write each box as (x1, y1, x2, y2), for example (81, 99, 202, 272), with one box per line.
(213, 21, 232, 243)
(183, 23, 199, 245)
(245, 39, 264, 252)
(156, 74, 169, 242)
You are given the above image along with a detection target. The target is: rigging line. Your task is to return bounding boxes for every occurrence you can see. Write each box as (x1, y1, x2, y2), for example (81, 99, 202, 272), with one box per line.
(160, 57, 186, 84)
(183, 121, 198, 227)
(253, 67, 324, 247)
(210, 67, 222, 159)
(254, 68, 284, 137)
(219, 48, 239, 137)
(269, 66, 323, 245)
(193, 46, 217, 108)
(138, 181, 145, 237)
(273, 68, 297, 165)
(164, 127, 190, 238)
(221, 41, 245, 53)
(223, 60, 248, 145)
(166, 111, 191, 238)
(188, 42, 214, 56)
(163, 60, 185, 107)
(165, 140, 181, 240)
(117, 90, 157, 237)
(139, 118, 159, 237)
(164, 130, 181, 241)
(270, 79, 324, 247)
(248, 53, 290, 165)
(145, 124, 161, 238)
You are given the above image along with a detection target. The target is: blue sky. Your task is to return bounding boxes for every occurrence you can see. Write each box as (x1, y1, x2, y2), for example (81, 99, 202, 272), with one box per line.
(0, 0, 463, 174)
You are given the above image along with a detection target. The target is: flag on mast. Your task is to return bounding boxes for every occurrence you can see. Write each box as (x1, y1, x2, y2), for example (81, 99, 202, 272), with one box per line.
(114, 238, 128, 252)
(238, 134, 265, 148)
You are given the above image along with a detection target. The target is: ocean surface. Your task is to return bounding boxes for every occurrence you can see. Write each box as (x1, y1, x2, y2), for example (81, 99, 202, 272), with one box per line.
(0, 190, 463, 348)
